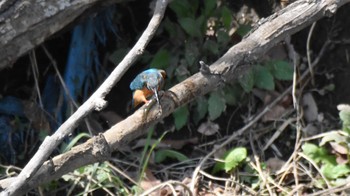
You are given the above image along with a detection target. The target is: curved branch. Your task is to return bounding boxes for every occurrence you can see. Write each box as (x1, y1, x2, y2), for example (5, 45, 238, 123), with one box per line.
(1, 0, 350, 195)
(0, 0, 171, 195)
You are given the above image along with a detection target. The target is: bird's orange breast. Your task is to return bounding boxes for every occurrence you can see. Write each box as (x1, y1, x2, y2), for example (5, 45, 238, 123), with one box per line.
(132, 87, 154, 107)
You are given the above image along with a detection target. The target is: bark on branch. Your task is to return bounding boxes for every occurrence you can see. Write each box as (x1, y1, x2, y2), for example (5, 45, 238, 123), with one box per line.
(0, 0, 123, 70)
(1, 0, 350, 195)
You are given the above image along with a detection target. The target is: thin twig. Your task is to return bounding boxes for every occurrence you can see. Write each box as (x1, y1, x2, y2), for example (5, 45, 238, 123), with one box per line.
(277, 40, 331, 192)
(263, 118, 296, 151)
(293, 97, 302, 194)
(292, 50, 299, 109)
(308, 182, 350, 196)
(301, 130, 348, 141)
(42, 45, 96, 135)
(249, 132, 274, 196)
(199, 170, 257, 195)
(306, 22, 317, 86)
(29, 50, 43, 108)
(41, 45, 79, 108)
(105, 161, 138, 185)
(298, 152, 331, 188)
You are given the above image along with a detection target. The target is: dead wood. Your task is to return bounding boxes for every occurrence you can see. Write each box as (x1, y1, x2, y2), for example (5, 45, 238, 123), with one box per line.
(0, 0, 123, 70)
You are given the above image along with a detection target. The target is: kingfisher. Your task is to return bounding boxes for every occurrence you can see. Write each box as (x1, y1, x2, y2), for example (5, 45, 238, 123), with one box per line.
(130, 68, 166, 107)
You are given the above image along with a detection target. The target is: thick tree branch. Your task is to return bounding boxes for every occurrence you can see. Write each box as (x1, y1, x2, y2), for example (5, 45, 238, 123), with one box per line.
(0, 0, 125, 70)
(1, 0, 350, 195)
(0, 0, 170, 195)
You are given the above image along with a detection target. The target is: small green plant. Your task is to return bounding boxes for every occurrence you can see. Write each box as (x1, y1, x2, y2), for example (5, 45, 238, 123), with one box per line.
(50, 133, 133, 195)
(239, 60, 294, 92)
(301, 104, 350, 186)
(61, 132, 90, 153)
(62, 162, 131, 195)
(213, 147, 248, 173)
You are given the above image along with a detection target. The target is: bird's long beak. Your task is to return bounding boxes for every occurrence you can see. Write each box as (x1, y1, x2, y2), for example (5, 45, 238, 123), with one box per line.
(152, 87, 160, 104)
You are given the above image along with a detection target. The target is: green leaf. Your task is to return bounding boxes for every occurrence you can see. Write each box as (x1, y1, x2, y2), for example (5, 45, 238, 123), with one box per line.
(163, 18, 179, 38)
(150, 49, 170, 69)
(204, 0, 216, 15)
(204, 40, 219, 55)
(253, 65, 275, 90)
(208, 91, 226, 120)
(173, 106, 189, 130)
(268, 60, 294, 80)
(302, 143, 336, 165)
(213, 147, 247, 173)
(223, 147, 247, 172)
(194, 97, 208, 124)
(169, 0, 192, 18)
(239, 68, 254, 93)
(221, 6, 233, 29)
(179, 17, 202, 37)
(338, 104, 350, 133)
(217, 30, 230, 45)
(155, 149, 189, 163)
(222, 86, 238, 106)
(196, 15, 206, 32)
(185, 41, 199, 66)
(322, 164, 350, 180)
(236, 24, 252, 37)
(96, 168, 109, 182)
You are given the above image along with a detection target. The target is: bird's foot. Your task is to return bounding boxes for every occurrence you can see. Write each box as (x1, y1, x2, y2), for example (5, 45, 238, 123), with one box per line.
(141, 90, 165, 122)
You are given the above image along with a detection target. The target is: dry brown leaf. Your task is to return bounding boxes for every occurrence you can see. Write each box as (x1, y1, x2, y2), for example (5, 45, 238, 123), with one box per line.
(302, 93, 318, 123)
(213, 144, 226, 159)
(266, 157, 285, 173)
(265, 43, 288, 61)
(140, 168, 162, 196)
(336, 154, 348, 164)
(330, 142, 348, 155)
(252, 89, 291, 122)
(302, 123, 319, 136)
(197, 120, 220, 136)
(262, 105, 286, 122)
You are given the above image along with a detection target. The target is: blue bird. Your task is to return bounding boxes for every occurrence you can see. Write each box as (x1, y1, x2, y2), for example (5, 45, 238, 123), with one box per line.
(130, 68, 166, 107)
